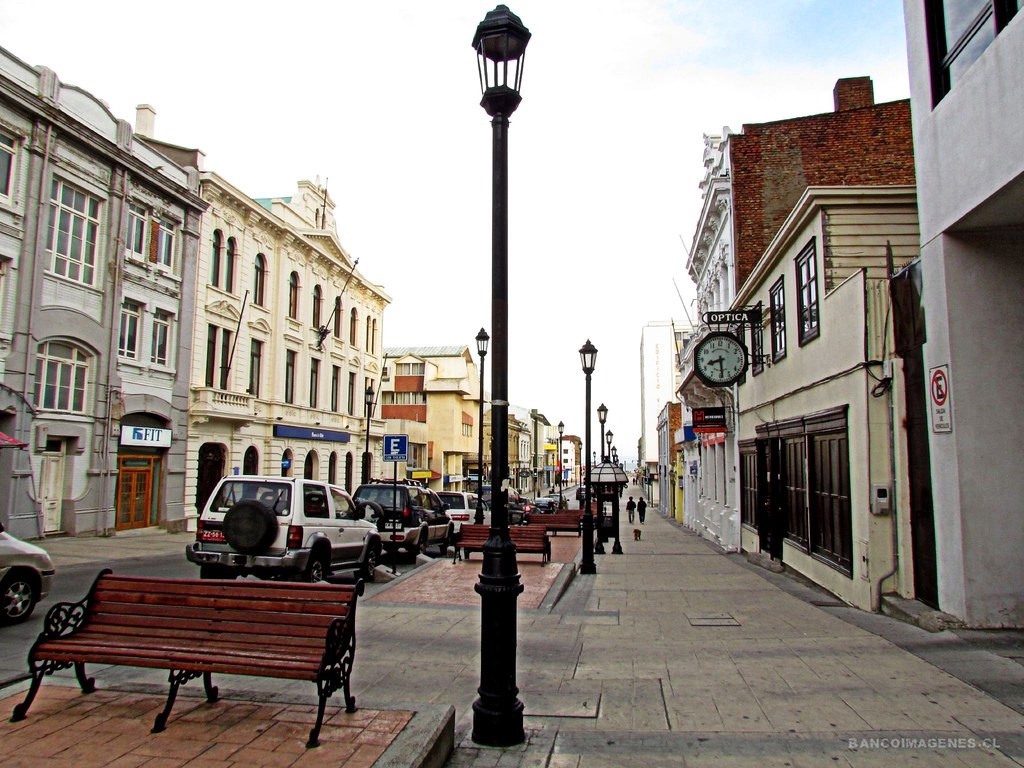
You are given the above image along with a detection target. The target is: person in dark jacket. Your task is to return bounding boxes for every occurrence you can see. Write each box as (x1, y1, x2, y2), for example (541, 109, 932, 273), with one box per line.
(637, 496, 647, 524)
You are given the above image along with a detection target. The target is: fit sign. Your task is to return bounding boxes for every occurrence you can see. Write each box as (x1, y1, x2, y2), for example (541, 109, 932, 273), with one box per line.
(120, 426, 172, 448)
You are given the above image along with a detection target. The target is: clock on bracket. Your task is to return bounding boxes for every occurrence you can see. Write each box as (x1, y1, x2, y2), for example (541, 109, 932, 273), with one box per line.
(694, 331, 749, 387)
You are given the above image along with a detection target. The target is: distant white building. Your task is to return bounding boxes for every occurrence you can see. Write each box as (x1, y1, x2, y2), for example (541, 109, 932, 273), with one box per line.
(639, 321, 684, 504)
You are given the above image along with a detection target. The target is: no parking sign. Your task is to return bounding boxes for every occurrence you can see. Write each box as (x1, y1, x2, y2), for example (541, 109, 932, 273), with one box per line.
(929, 364, 953, 433)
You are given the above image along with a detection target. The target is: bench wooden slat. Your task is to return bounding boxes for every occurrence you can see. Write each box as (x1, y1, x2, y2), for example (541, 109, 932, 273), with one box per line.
(455, 524, 550, 562)
(11, 571, 362, 748)
(524, 511, 583, 536)
(84, 601, 344, 629)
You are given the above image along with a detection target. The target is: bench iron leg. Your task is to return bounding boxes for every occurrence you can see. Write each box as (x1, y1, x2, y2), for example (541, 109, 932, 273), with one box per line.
(202, 672, 219, 703)
(307, 695, 327, 748)
(154, 670, 202, 734)
(10, 658, 94, 722)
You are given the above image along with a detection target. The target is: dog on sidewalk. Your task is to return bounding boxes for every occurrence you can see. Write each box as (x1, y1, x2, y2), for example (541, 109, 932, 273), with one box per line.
(633, 528, 642, 541)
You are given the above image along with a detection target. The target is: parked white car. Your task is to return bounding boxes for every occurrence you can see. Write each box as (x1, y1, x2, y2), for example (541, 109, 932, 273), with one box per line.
(437, 491, 490, 532)
(0, 522, 56, 624)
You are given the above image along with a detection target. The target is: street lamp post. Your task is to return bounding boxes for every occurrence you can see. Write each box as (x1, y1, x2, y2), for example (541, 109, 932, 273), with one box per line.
(471, 5, 530, 748)
(475, 328, 489, 525)
(606, 430, 613, 464)
(597, 403, 608, 460)
(557, 421, 564, 509)
(362, 382, 375, 485)
(579, 340, 597, 575)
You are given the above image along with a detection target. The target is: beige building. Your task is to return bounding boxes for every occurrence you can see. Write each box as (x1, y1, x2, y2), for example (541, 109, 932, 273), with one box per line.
(380, 346, 481, 491)
(143, 116, 389, 518)
(735, 186, 919, 612)
(184, 174, 388, 513)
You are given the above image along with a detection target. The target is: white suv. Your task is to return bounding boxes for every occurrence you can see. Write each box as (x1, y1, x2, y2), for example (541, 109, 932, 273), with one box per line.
(186, 476, 382, 582)
(437, 491, 489, 531)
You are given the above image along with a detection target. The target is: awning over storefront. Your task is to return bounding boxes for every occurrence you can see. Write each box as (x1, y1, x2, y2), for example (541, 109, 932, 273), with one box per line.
(0, 431, 27, 448)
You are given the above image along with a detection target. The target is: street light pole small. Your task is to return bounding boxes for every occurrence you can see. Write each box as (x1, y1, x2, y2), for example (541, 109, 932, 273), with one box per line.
(475, 328, 489, 525)
(579, 340, 597, 575)
(557, 420, 564, 509)
(597, 403, 608, 461)
(362, 382, 375, 485)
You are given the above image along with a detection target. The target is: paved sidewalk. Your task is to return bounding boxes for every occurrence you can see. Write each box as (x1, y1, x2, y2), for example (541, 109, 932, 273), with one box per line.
(3, 490, 1024, 766)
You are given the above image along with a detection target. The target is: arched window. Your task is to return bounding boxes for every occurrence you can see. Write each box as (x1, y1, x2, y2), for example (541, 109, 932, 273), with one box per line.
(349, 308, 358, 345)
(253, 254, 266, 306)
(329, 452, 338, 485)
(304, 451, 315, 480)
(225, 237, 236, 293)
(334, 297, 342, 338)
(288, 272, 299, 319)
(371, 319, 378, 354)
(34, 341, 90, 413)
(211, 230, 222, 288)
(345, 453, 354, 493)
(243, 446, 259, 474)
(281, 448, 294, 477)
(312, 285, 323, 328)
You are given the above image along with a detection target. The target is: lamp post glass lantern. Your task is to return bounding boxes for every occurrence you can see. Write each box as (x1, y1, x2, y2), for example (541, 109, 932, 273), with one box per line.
(475, 328, 489, 524)
(579, 340, 597, 575)
(362, 382, 375, 485)
(471, 5, 530, 749)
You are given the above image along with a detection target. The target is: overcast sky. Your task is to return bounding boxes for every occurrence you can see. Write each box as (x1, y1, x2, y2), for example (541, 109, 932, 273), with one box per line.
(1, 1, 911, 463)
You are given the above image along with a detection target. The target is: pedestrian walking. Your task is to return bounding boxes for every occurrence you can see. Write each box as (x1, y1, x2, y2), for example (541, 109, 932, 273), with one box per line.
(637, 496, 647, 524)
(626, 496, 636, 524)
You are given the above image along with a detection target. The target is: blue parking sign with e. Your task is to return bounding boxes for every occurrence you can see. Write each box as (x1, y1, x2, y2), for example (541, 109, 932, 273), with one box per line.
(384, 434, 408, 462)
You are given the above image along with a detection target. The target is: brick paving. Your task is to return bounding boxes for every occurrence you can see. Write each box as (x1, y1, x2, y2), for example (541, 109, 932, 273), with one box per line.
(371, 532, 582, 609)
(0, 685, 412, 768)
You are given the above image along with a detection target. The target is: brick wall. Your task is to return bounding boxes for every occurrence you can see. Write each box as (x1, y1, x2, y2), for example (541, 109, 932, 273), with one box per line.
(730, 97, 916, 289)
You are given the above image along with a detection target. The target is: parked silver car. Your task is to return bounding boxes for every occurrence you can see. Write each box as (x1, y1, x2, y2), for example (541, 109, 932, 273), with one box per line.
(0, 522, 55, 624)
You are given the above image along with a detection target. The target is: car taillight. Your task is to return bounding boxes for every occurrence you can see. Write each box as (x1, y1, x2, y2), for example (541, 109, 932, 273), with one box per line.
(403, 506, 413, 522)
(287, 525, 303, 548)
(195, 520, 204, 542)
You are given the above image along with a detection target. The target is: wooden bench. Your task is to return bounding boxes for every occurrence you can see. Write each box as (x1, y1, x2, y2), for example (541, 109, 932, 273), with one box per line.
(10, 570, 362, 748)
(455, 524, 551, 563)
(525, 510, 584, 536)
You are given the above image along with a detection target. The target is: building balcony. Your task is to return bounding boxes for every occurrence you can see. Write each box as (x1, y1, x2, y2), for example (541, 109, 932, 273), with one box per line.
(190, 387, 256, 426)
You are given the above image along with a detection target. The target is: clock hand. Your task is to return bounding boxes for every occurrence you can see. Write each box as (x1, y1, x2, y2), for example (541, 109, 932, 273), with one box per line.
(710, 355, 725, 375)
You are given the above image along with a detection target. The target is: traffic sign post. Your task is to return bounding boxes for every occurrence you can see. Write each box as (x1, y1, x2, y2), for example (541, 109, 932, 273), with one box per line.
(383, 434, 409, 574)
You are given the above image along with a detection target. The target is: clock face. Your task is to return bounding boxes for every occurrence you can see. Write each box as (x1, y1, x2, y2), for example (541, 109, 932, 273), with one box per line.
(694, 332, 748, 386)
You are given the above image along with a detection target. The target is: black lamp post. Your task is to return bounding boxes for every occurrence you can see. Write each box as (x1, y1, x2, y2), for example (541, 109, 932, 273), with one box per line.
(361, 382, 375, 485)
(606, 430, 613, 463)
(557, 421, 564, 509)
(579, 340, 597, 575)
(597, 403, 608, 460)
(475, 328, 489, 525)
(471, 5, 530, 748)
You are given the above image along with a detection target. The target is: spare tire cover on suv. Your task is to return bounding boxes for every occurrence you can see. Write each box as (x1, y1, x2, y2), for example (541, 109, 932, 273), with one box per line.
(223, 500, 279, 555)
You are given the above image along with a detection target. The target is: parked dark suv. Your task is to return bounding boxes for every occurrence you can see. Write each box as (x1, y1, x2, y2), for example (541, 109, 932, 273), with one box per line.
(353, 481, 453, 555)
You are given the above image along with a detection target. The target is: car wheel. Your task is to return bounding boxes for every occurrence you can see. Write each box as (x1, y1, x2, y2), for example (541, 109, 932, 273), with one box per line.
(223, 500, 279, 555)
(360, 544, 380, 582)
(303, 551, 330, 583)
(0, 571, 38, 624)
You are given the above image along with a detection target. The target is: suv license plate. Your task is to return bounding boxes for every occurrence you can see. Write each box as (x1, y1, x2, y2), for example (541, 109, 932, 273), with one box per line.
(383, 519, 403, 531)
(199, 529, 226, 543)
